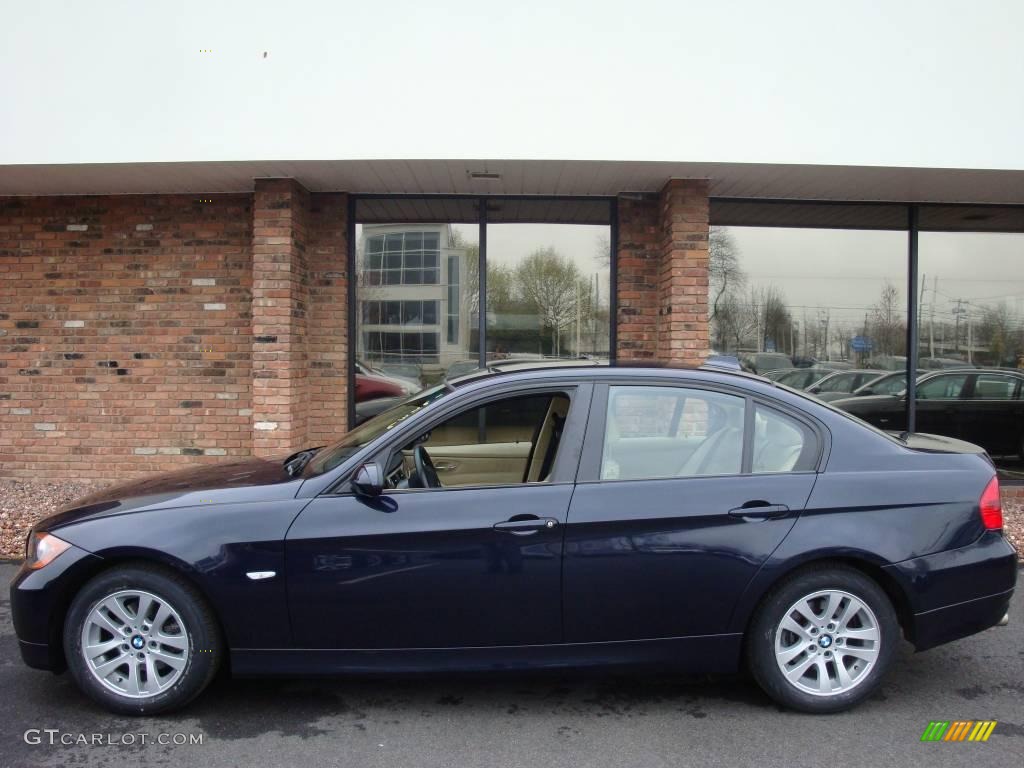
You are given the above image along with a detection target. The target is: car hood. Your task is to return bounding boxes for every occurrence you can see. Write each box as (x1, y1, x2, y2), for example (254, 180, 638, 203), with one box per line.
(38, 456, 301, 531)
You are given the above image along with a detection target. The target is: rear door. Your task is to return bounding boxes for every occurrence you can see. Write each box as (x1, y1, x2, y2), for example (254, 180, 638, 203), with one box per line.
(563, 381, 821, 643)
(960, 372, 1022, 455)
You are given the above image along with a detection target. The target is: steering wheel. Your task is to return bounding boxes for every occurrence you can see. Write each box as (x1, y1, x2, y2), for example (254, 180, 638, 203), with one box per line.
(413, 445, 441, 489)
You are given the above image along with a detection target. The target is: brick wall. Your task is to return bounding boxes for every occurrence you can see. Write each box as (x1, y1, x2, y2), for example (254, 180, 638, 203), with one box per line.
(0, 194, 254, 479)
(616, 179, 711, 365)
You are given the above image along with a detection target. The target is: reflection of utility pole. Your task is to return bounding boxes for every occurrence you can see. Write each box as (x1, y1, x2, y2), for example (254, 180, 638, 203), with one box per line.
(929, 276, 937, 358)
(967, 311, 973, 364)
(950, 299, 958, 356)
(918, 273, 927, 359)
(802, 308, 808, 357)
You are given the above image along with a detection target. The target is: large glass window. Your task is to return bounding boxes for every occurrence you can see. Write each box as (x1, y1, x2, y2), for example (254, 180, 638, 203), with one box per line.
(354, 198, 612, 400)
(486, 222, 611, 362)
(706, 221, 908, 372)
(918, 213, 1024, 472)
(355, 203, 480, 393)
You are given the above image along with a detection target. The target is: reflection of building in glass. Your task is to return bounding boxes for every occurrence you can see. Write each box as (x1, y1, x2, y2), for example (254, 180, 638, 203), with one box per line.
(358, 224, 472, 369)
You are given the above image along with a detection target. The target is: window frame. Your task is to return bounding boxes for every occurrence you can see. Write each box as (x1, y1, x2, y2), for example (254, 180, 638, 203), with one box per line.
(326, 379, 594, 495)
(576, 379, 826, 484)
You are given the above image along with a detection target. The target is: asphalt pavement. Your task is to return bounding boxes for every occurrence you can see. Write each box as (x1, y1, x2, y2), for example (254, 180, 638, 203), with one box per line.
(2, 561, 1022, 768)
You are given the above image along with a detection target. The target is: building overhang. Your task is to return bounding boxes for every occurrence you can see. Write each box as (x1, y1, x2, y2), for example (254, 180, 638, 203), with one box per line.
(1, 158, 1024, 207)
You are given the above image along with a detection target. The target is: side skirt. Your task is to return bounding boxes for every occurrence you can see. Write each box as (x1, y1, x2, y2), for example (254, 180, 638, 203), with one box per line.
(230, 633, 743, 677)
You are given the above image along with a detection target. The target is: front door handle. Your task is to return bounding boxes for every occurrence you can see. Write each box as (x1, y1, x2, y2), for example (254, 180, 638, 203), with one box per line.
(434, 462, 458, 472)
(493, 516, 558, 535)
(728, 502, 790, 520)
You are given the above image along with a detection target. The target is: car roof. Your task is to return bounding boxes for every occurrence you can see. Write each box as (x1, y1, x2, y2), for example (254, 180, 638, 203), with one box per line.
(446, 359, 771, 392)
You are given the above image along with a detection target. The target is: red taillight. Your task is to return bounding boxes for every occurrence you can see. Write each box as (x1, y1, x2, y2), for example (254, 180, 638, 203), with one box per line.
(979, 476, 1002, 530)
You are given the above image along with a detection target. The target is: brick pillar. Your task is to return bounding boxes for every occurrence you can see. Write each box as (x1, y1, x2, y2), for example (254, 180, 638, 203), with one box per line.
(305, 193, 350, 447)
(615, 196, 661, 361)
(657, 179, 710, 365)
(251, 179, 310, 456)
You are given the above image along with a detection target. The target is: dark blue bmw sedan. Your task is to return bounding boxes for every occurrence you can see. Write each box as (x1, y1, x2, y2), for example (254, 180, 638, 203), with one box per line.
(10, 363, 1018, 715)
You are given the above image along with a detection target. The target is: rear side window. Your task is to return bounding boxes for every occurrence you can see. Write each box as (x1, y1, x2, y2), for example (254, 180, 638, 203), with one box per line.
(752, 405, 816, 473)
(600, 386, 745, 480)
(970, 374, 1020, 400)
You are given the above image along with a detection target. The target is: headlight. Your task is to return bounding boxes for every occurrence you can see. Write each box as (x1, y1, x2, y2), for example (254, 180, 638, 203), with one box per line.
(25, 532, 72, 570)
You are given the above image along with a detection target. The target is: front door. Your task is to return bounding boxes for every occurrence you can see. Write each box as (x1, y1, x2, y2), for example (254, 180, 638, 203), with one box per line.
(286, 386, 588, 649)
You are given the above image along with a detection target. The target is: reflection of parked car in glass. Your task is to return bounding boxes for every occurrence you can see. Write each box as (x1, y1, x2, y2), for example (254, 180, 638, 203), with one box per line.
(817, 371, 924, 403)
(920, 357, 981, 370)
(354, 395, 403, 425)
(834, 369, 1024, 458)
(355, 360, 421, 393)
(772, 367, 835, 389)
(741, 352, 794, 374)
(865, 355, 907, 371)
(805, 370, 878, 397)
(355, 372, 412, 402)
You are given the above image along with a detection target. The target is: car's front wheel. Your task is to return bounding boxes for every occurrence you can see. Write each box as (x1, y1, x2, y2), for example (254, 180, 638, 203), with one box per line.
(64, 564, 221, 715)
(746, 565, 898, 713)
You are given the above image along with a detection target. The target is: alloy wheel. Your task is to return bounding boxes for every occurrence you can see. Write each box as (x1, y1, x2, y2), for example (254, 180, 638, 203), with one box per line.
(774, 589, 880, 696)
(80, 589, 190, 698)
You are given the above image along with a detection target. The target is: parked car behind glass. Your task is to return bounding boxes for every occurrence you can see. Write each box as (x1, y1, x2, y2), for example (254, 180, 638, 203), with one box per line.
(835, 369, 1024, 458)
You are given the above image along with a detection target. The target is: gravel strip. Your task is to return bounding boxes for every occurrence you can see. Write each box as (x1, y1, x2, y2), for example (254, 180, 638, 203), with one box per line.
(1, 478, 1022, 562)
(1003, 498, 1024, 560)
(0, 478, 111, 559)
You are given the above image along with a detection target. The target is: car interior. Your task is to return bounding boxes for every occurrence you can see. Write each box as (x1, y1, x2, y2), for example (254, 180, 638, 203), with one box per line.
(383, 392, 572, 489)
(600, 387, 747, 480)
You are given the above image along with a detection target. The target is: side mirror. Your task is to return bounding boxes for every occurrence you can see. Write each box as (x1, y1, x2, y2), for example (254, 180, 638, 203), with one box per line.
(808, 386, 821, 394)
(857, 388, 873, 396)
(351, 462, 384, 497)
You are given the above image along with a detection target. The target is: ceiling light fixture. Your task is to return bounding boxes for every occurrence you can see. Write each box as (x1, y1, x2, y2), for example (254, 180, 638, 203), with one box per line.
(468, 171, 501, 180)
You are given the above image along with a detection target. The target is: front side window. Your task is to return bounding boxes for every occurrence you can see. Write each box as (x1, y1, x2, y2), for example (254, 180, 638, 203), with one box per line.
(917, 374, 967, 399)
(391, 392, 572, 489)
(600, 386, 745, 480)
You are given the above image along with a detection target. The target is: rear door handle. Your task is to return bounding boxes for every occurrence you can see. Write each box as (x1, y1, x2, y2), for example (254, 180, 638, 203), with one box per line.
(728, 503, 790, 520)
(493, 517, 558, 535)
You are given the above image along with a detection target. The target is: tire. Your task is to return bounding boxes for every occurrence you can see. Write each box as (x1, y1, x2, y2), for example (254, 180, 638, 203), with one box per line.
(746, 564, 898, 714)
(64, 563, 222, 716)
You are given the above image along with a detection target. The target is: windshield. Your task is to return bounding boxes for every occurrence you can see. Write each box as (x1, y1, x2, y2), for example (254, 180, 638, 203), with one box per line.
(305, 385, 450, 476)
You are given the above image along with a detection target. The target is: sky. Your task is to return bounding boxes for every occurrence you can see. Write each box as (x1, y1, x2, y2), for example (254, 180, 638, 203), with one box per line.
(2, 0, 1024, 169)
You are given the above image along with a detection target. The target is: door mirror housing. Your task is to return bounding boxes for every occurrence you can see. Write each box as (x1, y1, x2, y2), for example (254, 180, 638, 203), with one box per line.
(352, 462, 384, 497)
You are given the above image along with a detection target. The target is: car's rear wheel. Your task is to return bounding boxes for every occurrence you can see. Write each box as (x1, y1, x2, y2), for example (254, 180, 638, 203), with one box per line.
(746, 565, 898, 713)
(64, 564, 221, 715)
